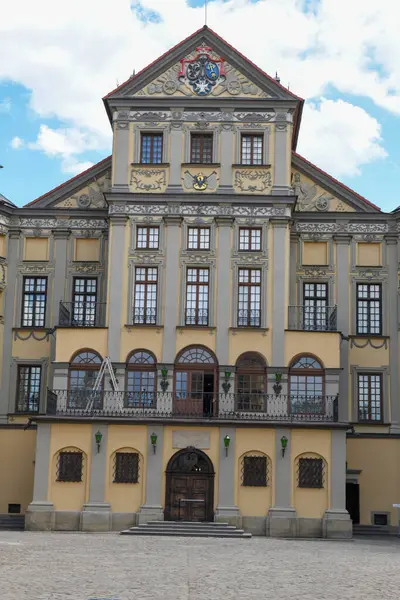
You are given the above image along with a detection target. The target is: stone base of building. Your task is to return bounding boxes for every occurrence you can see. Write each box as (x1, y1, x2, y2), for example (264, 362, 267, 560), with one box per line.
(137, 504, 164, 525)
(215, 505, 241, 528)
(26, 507, 139, 532)
(322, 509, 352, 539)
(25, 502, 55, 531)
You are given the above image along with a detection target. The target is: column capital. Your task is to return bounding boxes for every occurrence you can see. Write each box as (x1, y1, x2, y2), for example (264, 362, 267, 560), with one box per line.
(215, 216, 234, 227)
(52, 228, 71, 240)
(334, 234, 352, 245)
(110, 215, 128, 227)
(8, 228, 21, 239)
(163, 215, 183, 226)
(385, 234, 398, 245)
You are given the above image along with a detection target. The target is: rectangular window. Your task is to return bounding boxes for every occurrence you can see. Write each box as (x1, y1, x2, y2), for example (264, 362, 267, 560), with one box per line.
(190, 134, 213, 164)
(16, 365, 41, 413)
(238, 269, 261, 327)
(242, 456, 267, 486)
(303, 282, 328, 331)
(298, 457, 324, 488)
(358, 373, 382, 422)
(185, 267, 209, 326)
(356, 283, 382, 335)
(72, 278, 97, 326)
(241, 134, 263, 165)
(140, 133, 163, 164)
(133, 267, 157, 324)
(114, 452, 139, 483)
(136, 226, 159, 250)
(187, 227, 210, 250)
(57, 451, 83, 482)
(239, 228, 261, 252)
(22, 276, 47, 327)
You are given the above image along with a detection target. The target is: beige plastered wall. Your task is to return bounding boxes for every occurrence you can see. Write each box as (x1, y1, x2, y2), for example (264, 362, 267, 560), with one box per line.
(0, 428, 36, 513)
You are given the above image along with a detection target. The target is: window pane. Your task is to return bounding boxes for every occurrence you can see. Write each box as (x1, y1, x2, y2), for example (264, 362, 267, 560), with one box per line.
(141, 134, 163, 164)
(22, 277, 47, 327)
(241, 135, 263, 165)
(191, 134, 213, 164)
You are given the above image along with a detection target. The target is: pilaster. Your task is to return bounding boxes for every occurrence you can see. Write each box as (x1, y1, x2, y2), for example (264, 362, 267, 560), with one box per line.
(112, 121, 130, 192)
(161, 217, 182, 363)
(138, 425, 164, 523)
(272, 113, 291, 195)
(387, 236, 400, 432)
(215, 427, 240, 526)
(81, 423, 111, 532)
(219, 121, 234, 193)
(26, 423, 55, 531)
(322, 429, 352, 538)
(271, 220, 289, 367)
(215, 218, 233, 365)
(107, 216, 128, 361)
(335, 234, 352, 422)
(0, 229, 20, 421)
(166, 119, 183, 193)
(268, 428, 296, 537)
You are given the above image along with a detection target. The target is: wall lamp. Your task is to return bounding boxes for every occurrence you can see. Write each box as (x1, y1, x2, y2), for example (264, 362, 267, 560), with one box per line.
(95, 430, 103, 453)
(150, 432, 158, 454)
(222, 371, 231, 394)
(280, 436, 288, 458)
(223, 435, 231, 457)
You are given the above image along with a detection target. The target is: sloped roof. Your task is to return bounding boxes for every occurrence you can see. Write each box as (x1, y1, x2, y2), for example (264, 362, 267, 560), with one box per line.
(0, 193, 16, 208)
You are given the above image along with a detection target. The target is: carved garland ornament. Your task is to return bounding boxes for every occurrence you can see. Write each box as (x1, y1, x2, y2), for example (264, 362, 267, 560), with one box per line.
(130, 169, 167, 192)
(234, 170, 272, 193)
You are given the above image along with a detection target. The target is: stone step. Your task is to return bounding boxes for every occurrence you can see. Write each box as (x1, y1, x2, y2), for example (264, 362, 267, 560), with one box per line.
(353, 525, 395, 536)
(121, 528, 251, 538)
(143, 521, 235, 528)
(130, 526, 245, 534)
(0, 515, 25, 530)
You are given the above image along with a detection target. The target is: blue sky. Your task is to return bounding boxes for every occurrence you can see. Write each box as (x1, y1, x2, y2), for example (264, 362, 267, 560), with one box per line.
(1, 0, 399, 211)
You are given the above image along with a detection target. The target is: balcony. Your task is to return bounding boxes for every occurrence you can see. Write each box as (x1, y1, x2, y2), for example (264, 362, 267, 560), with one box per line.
(59, 301, 106, 327)
(237, 309, 261, 328)
(288, 305, 337, 332)
(47, 390, 338, 422)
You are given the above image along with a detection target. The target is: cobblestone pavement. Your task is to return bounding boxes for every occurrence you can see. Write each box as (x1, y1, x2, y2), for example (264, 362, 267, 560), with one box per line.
(0, 532, 399, 600)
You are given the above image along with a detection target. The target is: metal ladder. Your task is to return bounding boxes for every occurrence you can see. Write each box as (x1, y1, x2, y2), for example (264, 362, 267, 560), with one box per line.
(85, 356, 121, 412)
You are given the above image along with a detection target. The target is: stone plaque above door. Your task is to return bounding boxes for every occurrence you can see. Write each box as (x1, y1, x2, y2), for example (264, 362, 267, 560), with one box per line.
(172, 430, 210, 449)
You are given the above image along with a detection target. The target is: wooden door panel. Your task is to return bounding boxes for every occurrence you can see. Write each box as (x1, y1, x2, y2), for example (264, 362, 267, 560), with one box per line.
(169, 475, 190, 521)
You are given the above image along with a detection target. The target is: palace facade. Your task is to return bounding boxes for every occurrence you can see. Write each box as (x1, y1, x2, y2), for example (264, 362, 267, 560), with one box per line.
(0, 26, 398, 537)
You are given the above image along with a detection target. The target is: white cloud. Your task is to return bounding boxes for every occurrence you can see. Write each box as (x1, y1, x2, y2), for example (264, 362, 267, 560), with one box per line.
(10, 136, 24, 149)
(1, 0, 399, 178)
(0, 97, 11, 113)
(298, 99, 387, 177)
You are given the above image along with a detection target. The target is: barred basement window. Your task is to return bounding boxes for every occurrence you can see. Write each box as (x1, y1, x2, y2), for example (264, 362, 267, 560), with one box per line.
(242, 456, 268, 486)
(114, 452, 139, 483)
(297, 457, 324, 488)
(57, 451, 83, 482)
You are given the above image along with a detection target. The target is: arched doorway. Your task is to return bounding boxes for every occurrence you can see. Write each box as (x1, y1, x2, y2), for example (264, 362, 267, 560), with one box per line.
(165, 447, 215, 522)
(174, 345, 218, 416)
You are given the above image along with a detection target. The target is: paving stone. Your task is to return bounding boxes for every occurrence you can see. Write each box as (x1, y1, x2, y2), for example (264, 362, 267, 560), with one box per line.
(0, 532, 399, 599)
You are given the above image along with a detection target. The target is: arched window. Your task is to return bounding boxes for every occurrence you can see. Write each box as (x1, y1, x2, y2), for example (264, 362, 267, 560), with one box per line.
(126, 350, 157, 408)
(68, 350, 103, 409)
(235, 352, 267, 411)
(174, 346, 217, 417)
(289, 355, 324, 415)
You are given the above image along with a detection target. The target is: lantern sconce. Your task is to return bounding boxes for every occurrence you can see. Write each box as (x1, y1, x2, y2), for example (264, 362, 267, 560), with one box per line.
(222, 371, 231, 394)
(280, 435, 288, 458)
(160, 368, 169, 392)
(223, 435, 231, 457)
(150, 432, 158, 454)
(95, 430, 103, 453)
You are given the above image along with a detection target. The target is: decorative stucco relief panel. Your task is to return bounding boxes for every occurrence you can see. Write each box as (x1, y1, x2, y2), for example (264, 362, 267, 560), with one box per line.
(133, 44, 269, 98)
(53, 173, 111, 209)
(233, 168, 272, 194)
(292, 171, 355, 212)
(129, 167, 168, 193)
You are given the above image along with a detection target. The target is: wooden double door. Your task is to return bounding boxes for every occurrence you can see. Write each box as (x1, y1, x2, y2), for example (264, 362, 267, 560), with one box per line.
(165, 448, 215, 522)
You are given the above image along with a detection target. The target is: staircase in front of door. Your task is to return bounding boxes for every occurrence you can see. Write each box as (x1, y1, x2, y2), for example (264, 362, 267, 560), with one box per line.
(121, 521, 252, 538)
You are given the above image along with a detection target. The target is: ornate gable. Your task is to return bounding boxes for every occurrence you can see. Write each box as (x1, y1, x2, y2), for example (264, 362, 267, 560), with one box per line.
(134, 44, 269, 99)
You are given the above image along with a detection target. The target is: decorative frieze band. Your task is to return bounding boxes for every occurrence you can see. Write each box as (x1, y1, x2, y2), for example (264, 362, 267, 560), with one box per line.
(294, 222, 395, 234)
(116, 110, 279, 123)
(110, 203, 289, 218)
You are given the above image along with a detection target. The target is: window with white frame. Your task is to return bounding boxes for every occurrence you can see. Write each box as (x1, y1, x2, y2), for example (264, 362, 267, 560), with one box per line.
(185, 268, 209, 326)
(133, 267, 158, 324)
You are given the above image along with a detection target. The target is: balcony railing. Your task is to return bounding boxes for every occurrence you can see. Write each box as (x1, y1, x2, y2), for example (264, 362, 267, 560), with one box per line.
(288, 305, 337, 332)
(237, 309, 261, 328)
(59, 301, 106, 327)
(132, 307, 157, 325)
(16, 392, 40, 413)
(47, 390, 338, 422)
(185, 308, 209, 326)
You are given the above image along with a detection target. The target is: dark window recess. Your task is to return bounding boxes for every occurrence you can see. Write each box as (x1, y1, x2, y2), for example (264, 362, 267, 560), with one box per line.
(373, 513, 388, 526)
(356, 283, 382, 335)
(140, 133, 163, 164)
(358, 373, 382, 422)
(16, 365, 41, 413)
(8, 504, 21, 514)
(241, 134, 263, 165)
(298, 457, 324, 488)
(242, 456, 268, 486)
(190, 134, 213, 164)
(22, 276, 47, 327)
(57, 451, 83, 482)
(113, 452, 139, 483)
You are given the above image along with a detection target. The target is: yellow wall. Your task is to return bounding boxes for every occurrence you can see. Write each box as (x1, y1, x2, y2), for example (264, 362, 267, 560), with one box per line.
(357, 243, 381, 266)
(229, 331, 271, 365)
(347, 438, 400, 525)
(162, 426, 220, 508)
(236, 429, 275, 515)
(303, 241, 328, 265)
(105, 425, 147, 513)
(74, 238, 100, 262)
(0, 235, 6, 257)
(0, 428, 36, 513)
(121, 328, 163, 363)
(12, 336, 50, 359)
(285, 331, 340, 368)
(291, 430, 330, 518)
(49, 423, 91, 510)
(24, 237, 49, 261)
(55, 329, 108, 363)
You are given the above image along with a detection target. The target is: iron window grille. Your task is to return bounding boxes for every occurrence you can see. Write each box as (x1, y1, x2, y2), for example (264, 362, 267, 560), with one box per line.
(133, 267, 158, 324)
(239, 228, 262, 252)
(242, 456, 268, 486)
(140, 133, 163, 164)
(136, 226, 159, 250)
(187, 227, 210, 250)
(16, 365, 41, 413)
(22, 276, 47, 327)
(297, 457, 324, 488)
(113, 452, 139, 483)
(190, 134, 213, 164)
(241, 134, 263, 165)
(356, 283, 382, 335)
(358, 373, 382, 422)
(57, 451, 83, 482)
